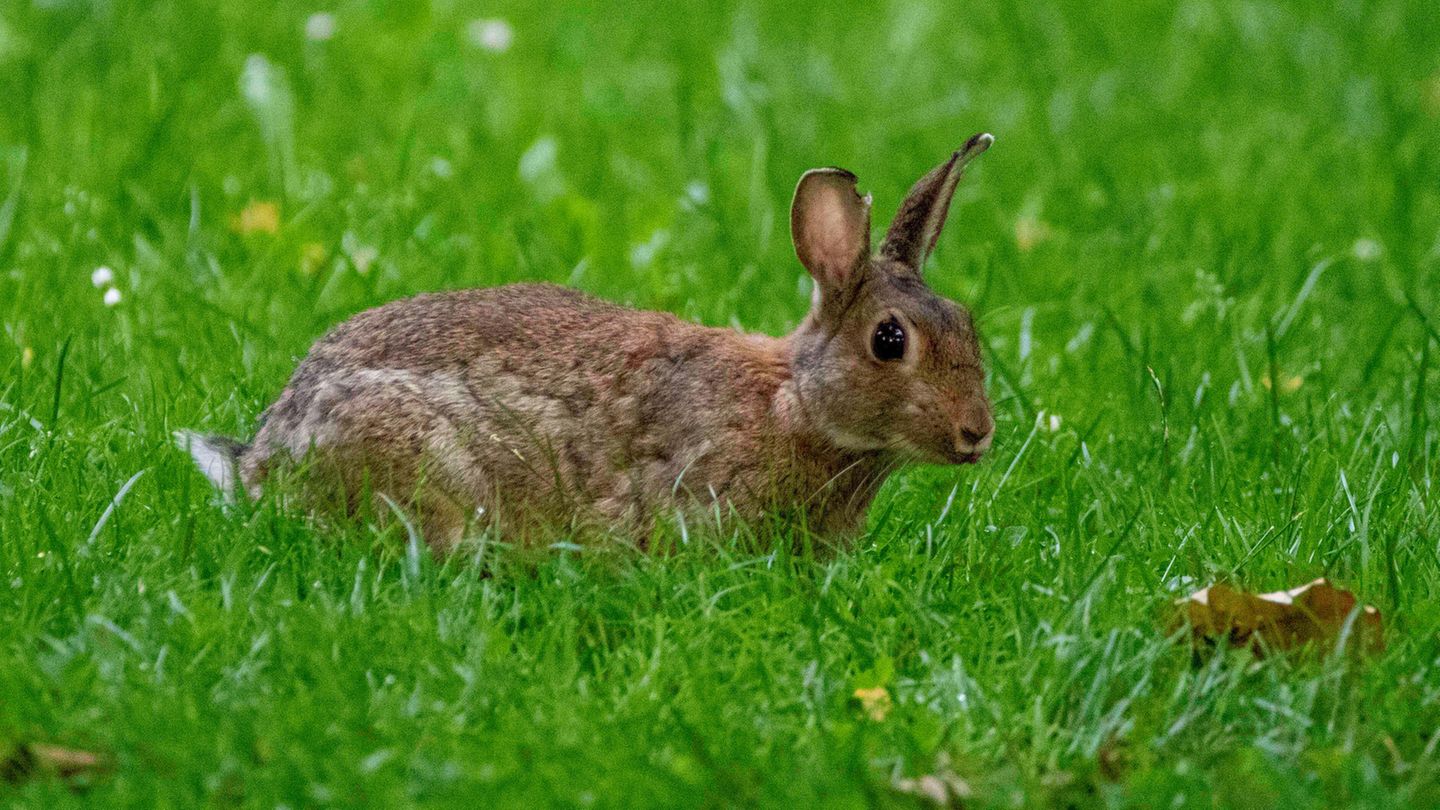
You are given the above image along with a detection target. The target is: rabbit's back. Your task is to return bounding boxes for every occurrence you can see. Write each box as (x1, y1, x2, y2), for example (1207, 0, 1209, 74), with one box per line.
(300, 283, 635, 372)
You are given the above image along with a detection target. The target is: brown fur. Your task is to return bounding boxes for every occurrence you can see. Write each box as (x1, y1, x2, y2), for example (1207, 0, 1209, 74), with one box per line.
(181, 135, 997, 552)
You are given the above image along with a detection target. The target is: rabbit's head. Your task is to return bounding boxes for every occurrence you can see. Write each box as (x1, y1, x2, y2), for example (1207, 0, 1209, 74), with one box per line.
(788, 133, 995, 465)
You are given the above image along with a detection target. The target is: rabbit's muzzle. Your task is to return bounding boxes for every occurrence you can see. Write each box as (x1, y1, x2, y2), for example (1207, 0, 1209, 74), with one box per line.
(950, 405, 994, 464)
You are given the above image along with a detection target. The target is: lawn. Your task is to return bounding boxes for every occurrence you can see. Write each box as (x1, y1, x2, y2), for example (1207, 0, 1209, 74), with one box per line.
(2, 0, 1439, 806)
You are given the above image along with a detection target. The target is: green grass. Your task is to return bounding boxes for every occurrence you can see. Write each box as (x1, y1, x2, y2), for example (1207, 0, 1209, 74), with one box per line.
(2, 0, 1439, 806)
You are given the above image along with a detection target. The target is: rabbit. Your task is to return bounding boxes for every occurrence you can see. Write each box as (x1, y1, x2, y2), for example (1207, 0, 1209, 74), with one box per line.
(178, 133, 997, 552)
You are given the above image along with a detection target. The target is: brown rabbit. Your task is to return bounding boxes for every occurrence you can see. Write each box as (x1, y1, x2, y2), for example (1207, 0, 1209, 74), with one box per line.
(179, 133, 997, 551)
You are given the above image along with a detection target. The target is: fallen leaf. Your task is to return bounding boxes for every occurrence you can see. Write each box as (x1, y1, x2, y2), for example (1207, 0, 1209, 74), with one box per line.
(1097, 737, 1127, 782)
(1, 742, 111, 785)
(1171, 578, 1383, 654)
(853, 686, 892, 722)
(893, 753, 972, 807)
(231, 200, 280, 235)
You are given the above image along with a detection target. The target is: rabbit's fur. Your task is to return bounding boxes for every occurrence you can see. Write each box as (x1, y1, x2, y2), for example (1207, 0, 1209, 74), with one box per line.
(180, 134, 996, 551)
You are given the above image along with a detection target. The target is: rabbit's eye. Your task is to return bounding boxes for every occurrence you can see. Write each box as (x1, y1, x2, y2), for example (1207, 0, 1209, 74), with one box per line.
(871, 317, 907, 362)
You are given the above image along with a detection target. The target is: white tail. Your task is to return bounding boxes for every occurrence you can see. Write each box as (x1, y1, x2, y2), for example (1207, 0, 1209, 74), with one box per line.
(175, 430, 244, 502)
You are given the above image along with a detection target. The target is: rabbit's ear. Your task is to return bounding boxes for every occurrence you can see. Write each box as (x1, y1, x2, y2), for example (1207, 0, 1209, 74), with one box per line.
(791, 168, 872, 296)
(880, 132, 992, 273)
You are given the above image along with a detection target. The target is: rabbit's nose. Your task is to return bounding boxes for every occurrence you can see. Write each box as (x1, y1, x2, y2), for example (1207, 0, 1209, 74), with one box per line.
(957, 427, 993, 453)
(959, 425, 990, 446)
(955, 408, 994, 456)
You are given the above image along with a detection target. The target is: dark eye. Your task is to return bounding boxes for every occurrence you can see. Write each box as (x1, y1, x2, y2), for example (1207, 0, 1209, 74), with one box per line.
(871, 316, 907, 362)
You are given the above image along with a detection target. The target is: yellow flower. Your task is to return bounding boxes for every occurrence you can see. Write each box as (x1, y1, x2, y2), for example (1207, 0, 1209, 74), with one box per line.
(299, 242, 328, 275)
(21, 346, 34, 370)
(853, 686, 892, 722)
(231, 200, 281, 235)
(1260, 374, 1303, 394)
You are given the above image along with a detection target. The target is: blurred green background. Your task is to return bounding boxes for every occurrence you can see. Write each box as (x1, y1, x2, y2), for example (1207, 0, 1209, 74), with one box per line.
(1, 0, 1439, 806)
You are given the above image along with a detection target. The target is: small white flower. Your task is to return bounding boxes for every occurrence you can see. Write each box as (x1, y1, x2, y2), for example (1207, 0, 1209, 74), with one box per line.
(351, 247, 378, 275)
(1038, 410, 1062, 432)
(684, 181, 711, 206)
(467, 18, 514, 53)
(305, 12, 337, 42)
(342, 231, 379, 275)
(428, 156, 454, 179)
(1351, 238, 1382, 262)
(102, 287, 122, 307)
(91, 266, 114, 287)
(240, 53, 279, 109)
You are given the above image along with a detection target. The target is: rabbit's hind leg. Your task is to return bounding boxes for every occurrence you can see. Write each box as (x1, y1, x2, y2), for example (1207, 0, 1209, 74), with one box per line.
(282, 373, 489, 553)
(369, 486, 471, 555)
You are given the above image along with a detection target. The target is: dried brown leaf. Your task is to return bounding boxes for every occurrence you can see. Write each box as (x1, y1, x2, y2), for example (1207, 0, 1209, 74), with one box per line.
(1, 742, 112, 786)
(892, 753, 972, 807)
(1172, 578, 1383, 654)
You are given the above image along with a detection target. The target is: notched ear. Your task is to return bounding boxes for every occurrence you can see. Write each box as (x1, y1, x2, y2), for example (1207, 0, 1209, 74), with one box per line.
(881, 132, 993, 272)
(791, 167, 872, 294)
